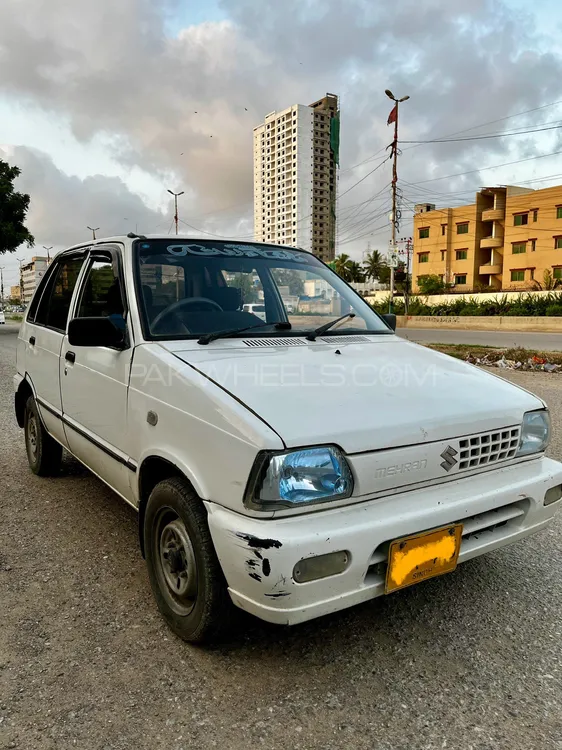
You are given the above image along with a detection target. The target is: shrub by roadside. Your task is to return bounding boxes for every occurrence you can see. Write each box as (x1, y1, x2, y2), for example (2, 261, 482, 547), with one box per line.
(369, 292, 562, 317)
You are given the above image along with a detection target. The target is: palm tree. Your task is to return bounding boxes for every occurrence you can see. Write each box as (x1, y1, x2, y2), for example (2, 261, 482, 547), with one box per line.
(531, 269, 562, 290)
(333, 253, 354, 281)
(362, 249, 386, 281)
(347, 261, 365, 282)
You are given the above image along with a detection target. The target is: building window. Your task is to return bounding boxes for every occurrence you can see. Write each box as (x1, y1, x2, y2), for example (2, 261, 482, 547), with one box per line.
(455, 250, 468, 260)
(418, 253, 429, 263)
(511, 270, 525, 282)
(554, 267, 562, 280)
(556, 237, 562, 249)
(557, 206, 562, 219)
(514, 213, 528, 226)
(533, 209, 538, 222)
(530, 268, 535, 280)
(455, 274, 467, 285)
(441, 250, 446, 261)
(512, 242, 526, 254)
(456, 223, 469, 234)
(441, 224, 446, 236)
(530, 239, 536, 252)
(418, 227, 430, 239)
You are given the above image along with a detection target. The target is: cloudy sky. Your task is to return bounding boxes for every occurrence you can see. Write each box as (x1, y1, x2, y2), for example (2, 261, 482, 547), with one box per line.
(2, 0, 562, 287)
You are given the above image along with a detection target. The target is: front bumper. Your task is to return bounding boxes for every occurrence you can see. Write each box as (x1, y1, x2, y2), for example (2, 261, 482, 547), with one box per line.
(206, 457, 562, 626)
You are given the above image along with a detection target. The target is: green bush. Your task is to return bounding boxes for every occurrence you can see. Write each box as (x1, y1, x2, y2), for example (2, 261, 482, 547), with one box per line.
(368, 292, 562, 317)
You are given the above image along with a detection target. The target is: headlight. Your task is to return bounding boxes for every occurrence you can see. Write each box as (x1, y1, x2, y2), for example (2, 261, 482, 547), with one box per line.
(517, 410, 550, 457)
(245, 446, 354, 511)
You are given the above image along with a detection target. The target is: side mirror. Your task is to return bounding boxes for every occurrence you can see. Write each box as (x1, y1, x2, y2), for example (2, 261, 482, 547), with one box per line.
(68, 317, 125, 348)
(382, 313, 397, 331)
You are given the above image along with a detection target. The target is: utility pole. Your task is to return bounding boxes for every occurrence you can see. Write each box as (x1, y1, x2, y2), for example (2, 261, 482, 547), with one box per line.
(17, 257, 25, 304)
(167, 190, 185, 235)
(43, 246, 53, 264)
(385, 89, 409, 313)
(0, 266, 4, 305)
(87, 226, 100, 240)
(400, 236, 413, 314)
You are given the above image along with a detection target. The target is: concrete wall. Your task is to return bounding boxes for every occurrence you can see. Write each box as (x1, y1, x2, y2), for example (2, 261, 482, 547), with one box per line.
(396, 315, 562, 333)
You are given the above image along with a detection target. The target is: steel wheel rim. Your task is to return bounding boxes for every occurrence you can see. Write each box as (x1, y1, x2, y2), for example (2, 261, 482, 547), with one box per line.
(154, 509, 198, 616)
(27, 413, 38, 459)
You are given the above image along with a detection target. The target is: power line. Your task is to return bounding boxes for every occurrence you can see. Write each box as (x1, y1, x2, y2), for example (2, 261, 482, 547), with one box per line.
(401, 123, 562, 144)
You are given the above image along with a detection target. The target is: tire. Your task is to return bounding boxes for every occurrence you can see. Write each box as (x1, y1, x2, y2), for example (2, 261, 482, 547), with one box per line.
(24, 396, 63, 476)
(144, 477, 232, 644)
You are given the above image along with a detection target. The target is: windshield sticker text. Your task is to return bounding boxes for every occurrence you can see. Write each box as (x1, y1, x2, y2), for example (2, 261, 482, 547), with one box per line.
(167, 243, 311, 263)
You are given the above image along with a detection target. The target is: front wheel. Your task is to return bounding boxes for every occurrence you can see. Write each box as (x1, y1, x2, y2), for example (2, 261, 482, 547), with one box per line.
(24, 396, 63, 476)
(144, 477, 232, 643)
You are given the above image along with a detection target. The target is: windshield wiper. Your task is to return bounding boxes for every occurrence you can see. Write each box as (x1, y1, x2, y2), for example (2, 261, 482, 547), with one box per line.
(305, 313, 355, 342)
(198, 321, 291, 345)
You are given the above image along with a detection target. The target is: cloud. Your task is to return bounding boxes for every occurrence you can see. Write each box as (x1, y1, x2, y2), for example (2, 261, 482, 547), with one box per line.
(1, 0, 562, 256)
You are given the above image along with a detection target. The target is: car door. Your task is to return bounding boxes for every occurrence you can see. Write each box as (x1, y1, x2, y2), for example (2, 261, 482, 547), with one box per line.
(59, 245, 135, 504)
(24, 252, 87, 446)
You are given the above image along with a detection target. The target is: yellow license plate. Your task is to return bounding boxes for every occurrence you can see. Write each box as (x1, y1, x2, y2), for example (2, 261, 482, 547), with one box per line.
(385, 524, 463, 594)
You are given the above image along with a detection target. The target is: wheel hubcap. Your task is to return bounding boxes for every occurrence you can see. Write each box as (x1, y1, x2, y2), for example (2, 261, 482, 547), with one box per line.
(156, 513, 197, 615)
(27, 414, 38, 458)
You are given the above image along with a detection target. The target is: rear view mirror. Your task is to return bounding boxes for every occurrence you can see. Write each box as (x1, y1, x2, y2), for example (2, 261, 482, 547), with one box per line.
(382, 313, 397, 331)
(68, 317, 125, 348)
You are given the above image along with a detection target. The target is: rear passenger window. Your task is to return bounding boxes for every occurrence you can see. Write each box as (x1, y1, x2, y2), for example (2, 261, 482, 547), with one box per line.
(34, 257, 85, 331)
(27, 262, 57, 322)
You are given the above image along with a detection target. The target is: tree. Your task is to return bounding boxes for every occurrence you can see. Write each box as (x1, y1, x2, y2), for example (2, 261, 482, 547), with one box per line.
(347, 260, 365, 282)
(0, 159, 34, 254)
(362, 249, 386, 281)
(271, 268, 304, 296)
(334, 254, 354, 281)
(531, 269, 562, 291)
(417, 274, 446, 295)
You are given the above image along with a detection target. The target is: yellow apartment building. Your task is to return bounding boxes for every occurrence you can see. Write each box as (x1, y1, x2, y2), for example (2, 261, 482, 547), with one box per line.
(412, 183, 562, 292)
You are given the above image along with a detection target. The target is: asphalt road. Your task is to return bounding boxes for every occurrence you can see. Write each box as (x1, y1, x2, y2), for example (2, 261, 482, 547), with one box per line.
(1, 324, 561, 750)
(398, 327, 562, 350)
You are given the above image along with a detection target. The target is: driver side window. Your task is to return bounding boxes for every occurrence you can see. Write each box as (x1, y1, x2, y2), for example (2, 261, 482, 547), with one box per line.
(77, 258, 127, 332)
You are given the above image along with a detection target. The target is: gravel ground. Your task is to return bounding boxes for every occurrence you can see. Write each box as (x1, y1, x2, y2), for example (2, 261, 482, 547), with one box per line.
(1, 324, 561, 750)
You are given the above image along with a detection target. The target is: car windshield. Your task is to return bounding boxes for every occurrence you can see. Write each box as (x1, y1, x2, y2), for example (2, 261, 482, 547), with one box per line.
(134, 239, 390, 339)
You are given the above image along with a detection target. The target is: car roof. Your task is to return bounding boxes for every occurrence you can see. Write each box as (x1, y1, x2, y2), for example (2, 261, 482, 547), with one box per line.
(62, 235, 311, 255)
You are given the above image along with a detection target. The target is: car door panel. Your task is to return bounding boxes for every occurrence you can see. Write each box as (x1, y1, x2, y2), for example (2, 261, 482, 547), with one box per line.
(59, 247, 135, 503)
(24, 254, 87, 446)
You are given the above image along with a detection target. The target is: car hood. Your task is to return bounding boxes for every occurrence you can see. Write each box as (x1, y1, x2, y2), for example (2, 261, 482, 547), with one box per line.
(162, 337, 543, 454)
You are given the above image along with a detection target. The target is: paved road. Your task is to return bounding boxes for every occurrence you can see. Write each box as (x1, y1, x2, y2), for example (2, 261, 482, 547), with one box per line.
(398, 327, 562, 350)
(1, 325, 561, 750)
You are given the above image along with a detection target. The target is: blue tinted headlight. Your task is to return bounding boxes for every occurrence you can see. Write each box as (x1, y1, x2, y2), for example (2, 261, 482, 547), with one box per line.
(517, 410, 550, 456)
(247, 446, 354, 510)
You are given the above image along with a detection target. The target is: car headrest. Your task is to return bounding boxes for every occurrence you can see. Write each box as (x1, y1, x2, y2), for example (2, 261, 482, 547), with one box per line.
(207, 287, 242, 311)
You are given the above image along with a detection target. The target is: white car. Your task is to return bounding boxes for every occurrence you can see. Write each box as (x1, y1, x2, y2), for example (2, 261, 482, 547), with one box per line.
(242, 302, 267, 321)
(0, 309, 5, 324)
(14, 235, 562, 643)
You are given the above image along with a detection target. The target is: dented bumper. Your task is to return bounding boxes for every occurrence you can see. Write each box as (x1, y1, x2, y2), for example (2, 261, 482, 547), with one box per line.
(205, 457, 562, 626)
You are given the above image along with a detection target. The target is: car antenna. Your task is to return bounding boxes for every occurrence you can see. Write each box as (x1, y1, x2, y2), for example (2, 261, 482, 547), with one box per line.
(126, 232, 147, 239)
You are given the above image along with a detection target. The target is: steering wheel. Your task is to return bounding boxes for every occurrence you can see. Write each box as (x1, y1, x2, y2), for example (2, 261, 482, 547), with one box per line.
(151, 297, 223, 334)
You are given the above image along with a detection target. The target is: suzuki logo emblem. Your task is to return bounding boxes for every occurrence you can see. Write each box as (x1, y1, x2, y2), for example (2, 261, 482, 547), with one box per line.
(440, 445, 458, 472)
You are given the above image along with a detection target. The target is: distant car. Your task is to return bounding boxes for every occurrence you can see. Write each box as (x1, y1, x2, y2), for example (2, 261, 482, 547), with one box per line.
(0, 310, 5, 324)
(242, 303, 266, 321)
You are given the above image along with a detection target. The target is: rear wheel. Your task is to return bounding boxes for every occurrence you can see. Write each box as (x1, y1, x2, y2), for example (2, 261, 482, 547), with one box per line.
(144, 477, 232, 643)
(24, 396, 63, 476)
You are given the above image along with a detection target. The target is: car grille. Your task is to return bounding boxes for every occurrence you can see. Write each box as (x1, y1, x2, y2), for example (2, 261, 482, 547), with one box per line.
(458, 427, 521, 471)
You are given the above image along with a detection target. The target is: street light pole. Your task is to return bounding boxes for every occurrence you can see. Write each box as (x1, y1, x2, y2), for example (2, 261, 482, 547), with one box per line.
(167, 190, 185, 235)
(0, 266, 4, 305)
(17, 257, 25, 304)
(87, 226, 100, 240)
(43, 246, 53, 264)
(385, 89, 409, 314)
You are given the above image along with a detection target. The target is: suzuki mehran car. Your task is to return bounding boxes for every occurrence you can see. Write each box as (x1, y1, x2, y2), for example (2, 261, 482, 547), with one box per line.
(14, 235, 562, 642)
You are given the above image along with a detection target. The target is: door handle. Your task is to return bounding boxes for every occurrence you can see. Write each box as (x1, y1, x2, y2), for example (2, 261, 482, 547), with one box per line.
(29, 336, 36, 346)
(65, 351, 76, 364)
